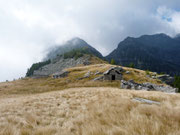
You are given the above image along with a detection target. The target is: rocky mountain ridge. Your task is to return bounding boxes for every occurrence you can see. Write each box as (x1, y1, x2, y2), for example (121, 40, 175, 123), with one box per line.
(27, 38, 104, 77)
(31, 54, 106, 78)
(106, 33, 180, 75)
(28, 33, 180, 79)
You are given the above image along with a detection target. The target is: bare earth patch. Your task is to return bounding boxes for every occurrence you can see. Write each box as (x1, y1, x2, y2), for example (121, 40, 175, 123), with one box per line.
(0, 87, 180, 135)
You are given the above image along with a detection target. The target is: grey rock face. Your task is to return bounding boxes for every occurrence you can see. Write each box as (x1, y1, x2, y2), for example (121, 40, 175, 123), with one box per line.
(106, 33, 180, 76)
(33, 56, 91, 77)
(121, 80, 177, 93)
(52, 71, 69, 79)
(157, 75, 175, 85)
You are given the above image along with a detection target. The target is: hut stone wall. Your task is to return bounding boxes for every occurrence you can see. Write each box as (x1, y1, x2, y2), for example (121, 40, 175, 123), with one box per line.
(104, 70, 122, 81)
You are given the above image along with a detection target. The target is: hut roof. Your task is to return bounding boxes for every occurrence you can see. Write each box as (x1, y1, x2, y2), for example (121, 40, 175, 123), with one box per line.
(104, 67, 124, 75)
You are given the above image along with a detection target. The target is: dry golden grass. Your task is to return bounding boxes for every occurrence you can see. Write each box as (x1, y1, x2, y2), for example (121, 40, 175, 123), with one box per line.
(0, 64, 163, 96)
(0, 87, 180, 135)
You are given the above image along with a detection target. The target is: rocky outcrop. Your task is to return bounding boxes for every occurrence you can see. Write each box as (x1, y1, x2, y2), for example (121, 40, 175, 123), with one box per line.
(121, 80, 177, 93)
(52, 71, 69, 79)
(33, 55, 91, 78)
(106, 33, 180, 76)
(157, 74, 175, 85)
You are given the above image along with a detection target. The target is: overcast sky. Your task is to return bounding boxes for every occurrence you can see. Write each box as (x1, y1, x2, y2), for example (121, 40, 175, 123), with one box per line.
(0, 0, 180, 82)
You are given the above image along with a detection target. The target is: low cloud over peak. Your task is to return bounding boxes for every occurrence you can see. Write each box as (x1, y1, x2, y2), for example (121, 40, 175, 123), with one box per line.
(1, 0, 180, 81)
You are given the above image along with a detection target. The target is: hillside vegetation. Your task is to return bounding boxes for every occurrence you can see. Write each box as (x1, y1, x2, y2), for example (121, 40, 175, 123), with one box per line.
(63, 47, 103, 60)
(45, 37, 103, 60)
(26, 60, 51, 77)
(174, 76, 180, 92)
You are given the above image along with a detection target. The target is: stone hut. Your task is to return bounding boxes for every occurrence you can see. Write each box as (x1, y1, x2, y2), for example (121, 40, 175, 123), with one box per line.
(103, 67, 123, 81)
(52, 71, 69, 79)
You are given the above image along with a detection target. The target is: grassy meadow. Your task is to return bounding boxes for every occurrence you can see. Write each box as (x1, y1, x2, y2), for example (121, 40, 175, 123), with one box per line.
(0, 87, 180, 135)
(0, 64, 178, 135)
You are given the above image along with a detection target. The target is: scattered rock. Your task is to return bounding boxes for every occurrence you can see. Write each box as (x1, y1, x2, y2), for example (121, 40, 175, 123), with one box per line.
(132, 97, 160, 105)
(151, 76, 156, 79)
(121, 80, 177, 93)
(77, 71, 92, 80)
(52, 71, 69, 79)
(92, 76, 104, 81)
(121, 80, 144, 90)
(83, 61, 91, 65)
(125, 71, 130, 74)
(157, 74, 175, 85)
(94, 71, 103, 75)
(152, 72, 157, 76)
(84, 71, 91, 78)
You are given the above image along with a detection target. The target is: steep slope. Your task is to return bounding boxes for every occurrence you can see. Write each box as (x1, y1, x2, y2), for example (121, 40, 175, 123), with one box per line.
(28, 55, 106, 77)
(106, 33, 180, 75)
(27, 38, 104, 77)
(44, 37, 103, 60)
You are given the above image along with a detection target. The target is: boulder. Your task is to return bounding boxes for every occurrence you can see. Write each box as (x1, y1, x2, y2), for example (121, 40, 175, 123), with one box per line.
(132, 97, 160, 105)
(121, 80, 177, 93)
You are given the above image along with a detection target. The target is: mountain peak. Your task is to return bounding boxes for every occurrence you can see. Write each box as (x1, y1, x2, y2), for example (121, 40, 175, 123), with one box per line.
(44, 38, 103, 60)
(106, 33, 180, 75)
(140, 33, 170, 39)
(67, 37, 88, 46)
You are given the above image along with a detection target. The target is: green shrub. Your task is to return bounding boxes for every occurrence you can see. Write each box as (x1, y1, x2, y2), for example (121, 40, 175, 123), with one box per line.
(145, 70, 150, 75)
(174, 76, 180, 92)
(128, 63, 135, 68)
(110, 59, 116, 65)
(63, 47, 91, 59)
(26, 60, 51, 77)
(159, 72, 165, 75)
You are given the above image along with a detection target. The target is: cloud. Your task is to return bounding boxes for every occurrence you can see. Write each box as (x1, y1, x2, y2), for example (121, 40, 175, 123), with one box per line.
(0, 0, 180, 81)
